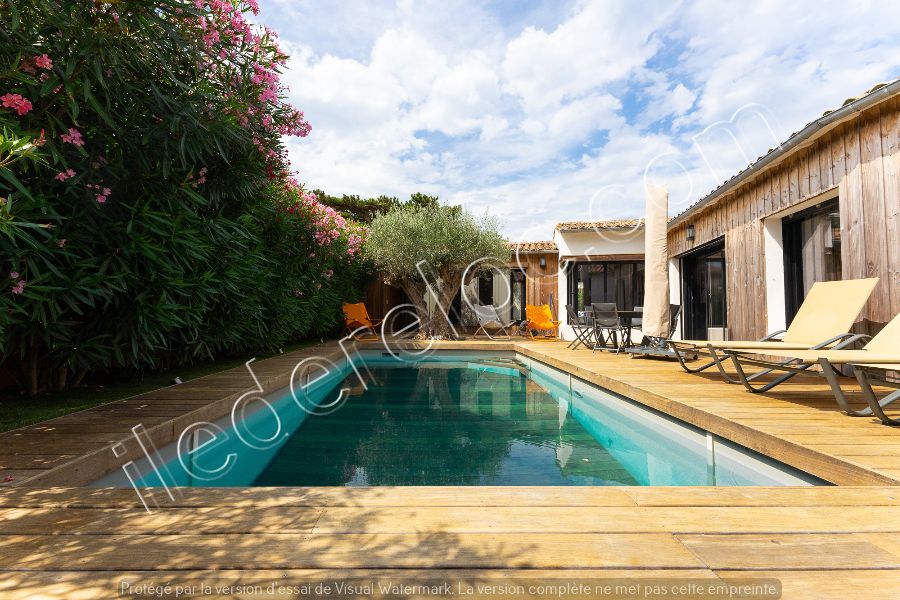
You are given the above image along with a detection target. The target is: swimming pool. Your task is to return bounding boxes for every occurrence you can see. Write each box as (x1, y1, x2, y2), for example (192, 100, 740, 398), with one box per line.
(93, 351, 825, 487)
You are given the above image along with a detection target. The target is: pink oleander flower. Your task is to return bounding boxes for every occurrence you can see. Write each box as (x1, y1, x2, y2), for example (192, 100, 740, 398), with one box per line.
(9, 271, 19, 279)
(54, 168, 76, 182)
(34, 54, 53, 70)
(11, 280, 25, 295)
(102, 187, 111, 196)
(58, 239, 67, 248)
(1, 93, 32, 116)
(96, 194, 107, 204)
(60, 128, 85, 146)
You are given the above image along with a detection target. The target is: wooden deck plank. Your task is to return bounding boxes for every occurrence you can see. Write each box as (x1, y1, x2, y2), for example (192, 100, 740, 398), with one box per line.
(716, 570, 900, 600)
(677, 533, 900, 570)
(0, 569, 722, 600)
(0, 532, 705, 570)
(5, 504, 900, 536)
(0, 486, 638, 508)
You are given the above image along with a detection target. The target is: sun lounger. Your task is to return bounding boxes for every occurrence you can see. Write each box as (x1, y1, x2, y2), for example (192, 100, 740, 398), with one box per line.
(525, 304, 561, 340)
(342, 302, 382, 340)
(723, 313, 900, 424)
(473, 305, 515, 340)
(668, 278, 878, 386)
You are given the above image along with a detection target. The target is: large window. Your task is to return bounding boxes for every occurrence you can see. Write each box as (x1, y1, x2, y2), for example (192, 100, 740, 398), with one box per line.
(566, 261, 644, 321)
(783, 198, 841, 323)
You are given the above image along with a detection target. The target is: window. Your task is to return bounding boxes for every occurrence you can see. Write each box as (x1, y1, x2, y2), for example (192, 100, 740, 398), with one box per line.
(566, 261, 644, 321)
(509, 269, 526, 321)
(783, 198, 841, 323)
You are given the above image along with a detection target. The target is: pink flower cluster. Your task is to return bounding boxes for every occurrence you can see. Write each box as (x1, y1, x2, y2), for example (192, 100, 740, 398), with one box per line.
(19, 54, 53, 75)
(188, 166, 208, 188)
(8, 271, 25, 295)
(60, 128, 85, 147)
(184, 0, 311, 177)
(86, 183, 111, 203)
(275, 182, 364, 258)
(55, 168, 76, 182)
(1, 93, 32, 116)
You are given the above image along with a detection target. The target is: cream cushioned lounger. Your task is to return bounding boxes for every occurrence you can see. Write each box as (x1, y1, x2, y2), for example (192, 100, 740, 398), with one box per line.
(669, 278, 878, 386)
(724, 313, 900, 424)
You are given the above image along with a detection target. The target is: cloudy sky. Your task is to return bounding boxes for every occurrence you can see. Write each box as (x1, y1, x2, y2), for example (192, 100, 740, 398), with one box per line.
(259, 0, 900, 241)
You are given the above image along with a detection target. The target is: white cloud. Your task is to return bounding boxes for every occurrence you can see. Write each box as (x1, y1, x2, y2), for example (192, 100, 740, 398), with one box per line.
(260, 0, 900, 239)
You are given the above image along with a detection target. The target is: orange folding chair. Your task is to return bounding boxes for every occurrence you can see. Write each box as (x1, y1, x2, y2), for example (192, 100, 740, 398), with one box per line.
(525, 304, 561, 340)
(342, 302, 382, 340)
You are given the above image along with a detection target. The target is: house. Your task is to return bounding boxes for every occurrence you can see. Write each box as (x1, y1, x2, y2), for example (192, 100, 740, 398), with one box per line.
(366, 79, 898, 342)
(667, 80, 899, 341)
(552, 220, 646, 339)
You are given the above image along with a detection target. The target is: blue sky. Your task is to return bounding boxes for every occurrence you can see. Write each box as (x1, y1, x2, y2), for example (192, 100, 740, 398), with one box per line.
(259, 0, 900, 241)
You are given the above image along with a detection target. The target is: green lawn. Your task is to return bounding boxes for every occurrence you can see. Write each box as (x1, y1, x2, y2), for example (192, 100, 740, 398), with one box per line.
(0, 341, 319, 433)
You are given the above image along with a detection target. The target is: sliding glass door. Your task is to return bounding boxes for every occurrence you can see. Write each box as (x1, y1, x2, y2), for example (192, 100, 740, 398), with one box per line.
(782, 198, 841, 324)
(566, 261, 644, 320)
(681, 241, 727, 341)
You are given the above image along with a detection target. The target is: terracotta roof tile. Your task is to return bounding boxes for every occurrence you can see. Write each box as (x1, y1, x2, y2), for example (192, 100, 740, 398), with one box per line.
(508, 240, 557, 252)
(555, 219, 643, 231)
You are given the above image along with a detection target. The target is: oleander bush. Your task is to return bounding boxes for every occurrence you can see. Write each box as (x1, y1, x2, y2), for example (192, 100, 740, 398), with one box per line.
(0, 0, 368, 394)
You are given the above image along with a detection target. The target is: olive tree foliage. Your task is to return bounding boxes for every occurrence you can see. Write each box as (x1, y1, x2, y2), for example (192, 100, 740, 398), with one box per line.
(365, 204, 510, 338)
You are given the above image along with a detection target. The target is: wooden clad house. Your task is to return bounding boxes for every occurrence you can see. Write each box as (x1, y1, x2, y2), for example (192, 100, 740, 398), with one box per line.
(668, 80, 900, 341)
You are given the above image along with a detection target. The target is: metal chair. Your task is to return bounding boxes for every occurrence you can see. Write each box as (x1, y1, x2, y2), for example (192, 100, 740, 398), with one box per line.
(565, 304, 594, 350)
(591, 303, 626, 353)
(473, 305, 515, 340)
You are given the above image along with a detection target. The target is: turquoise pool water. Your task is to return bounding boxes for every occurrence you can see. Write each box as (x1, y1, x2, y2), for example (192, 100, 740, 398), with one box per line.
(93, 352, 824, 487)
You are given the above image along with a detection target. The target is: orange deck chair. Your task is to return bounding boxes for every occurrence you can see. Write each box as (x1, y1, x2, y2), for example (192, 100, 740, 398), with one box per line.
(525, 304, 561, 340)
(342, 302, 382, 339)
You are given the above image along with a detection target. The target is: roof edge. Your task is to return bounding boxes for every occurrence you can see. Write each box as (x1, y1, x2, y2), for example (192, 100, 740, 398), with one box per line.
(668, 79, 900, 229)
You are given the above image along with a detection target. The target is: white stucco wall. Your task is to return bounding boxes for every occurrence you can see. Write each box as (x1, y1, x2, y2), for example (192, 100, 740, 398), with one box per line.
(554, 227, 646, 341)
(554, 228, 646, 257)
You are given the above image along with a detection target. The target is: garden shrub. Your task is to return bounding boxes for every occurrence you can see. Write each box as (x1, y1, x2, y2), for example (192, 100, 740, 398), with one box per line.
(0, 0, 368, 394)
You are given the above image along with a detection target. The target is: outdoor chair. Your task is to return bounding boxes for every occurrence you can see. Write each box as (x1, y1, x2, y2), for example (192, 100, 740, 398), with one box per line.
(525, 304, 561, 340)
(632, 305, 643, 332)
(591, 303, 626, 353)
(473, 305, 515, 340)
(668, 278, 878, 386)
(565, 304, 595, 350)
(723, 312, 900, 424)
(342, 302, 382, 340)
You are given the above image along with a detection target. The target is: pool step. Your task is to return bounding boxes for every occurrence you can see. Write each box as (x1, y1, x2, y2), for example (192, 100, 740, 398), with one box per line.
(471, 357, 529, 376)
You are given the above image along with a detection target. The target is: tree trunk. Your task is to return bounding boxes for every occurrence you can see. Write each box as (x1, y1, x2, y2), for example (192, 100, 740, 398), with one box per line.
(55, 367, 68, 391)
(71, 368, 88, 388)
(397, 280, 431, 337)
(398, 271, 463, 339)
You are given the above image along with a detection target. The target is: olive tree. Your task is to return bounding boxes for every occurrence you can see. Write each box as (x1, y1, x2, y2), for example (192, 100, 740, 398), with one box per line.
(365, 204, 510, 338)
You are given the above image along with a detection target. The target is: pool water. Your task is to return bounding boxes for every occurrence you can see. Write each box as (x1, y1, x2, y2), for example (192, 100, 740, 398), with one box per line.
(255, 365, 640, 486)
(93, 353, 824, 487)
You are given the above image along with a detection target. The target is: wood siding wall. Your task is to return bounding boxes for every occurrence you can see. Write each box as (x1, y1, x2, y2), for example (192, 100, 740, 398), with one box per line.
(511, 252, 558, 306)
(669, 96, 900, 339)
(363, 278, 408, 321)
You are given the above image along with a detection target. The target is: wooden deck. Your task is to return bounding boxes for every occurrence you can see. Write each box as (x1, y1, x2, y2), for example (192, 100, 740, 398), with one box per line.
(2, 338, 900, 597)
(2, 486, 900, 598)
